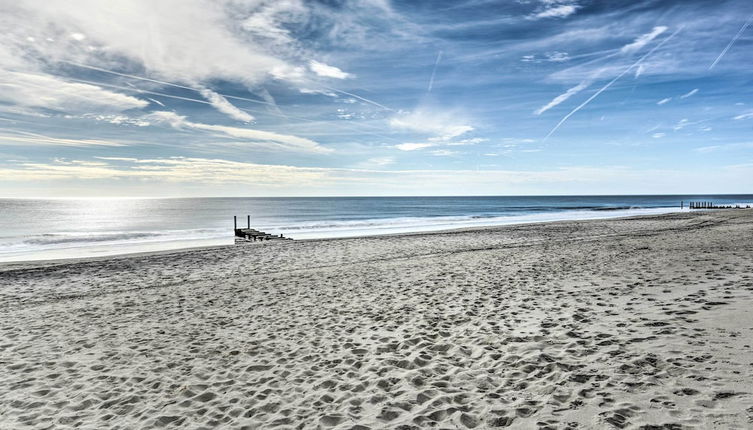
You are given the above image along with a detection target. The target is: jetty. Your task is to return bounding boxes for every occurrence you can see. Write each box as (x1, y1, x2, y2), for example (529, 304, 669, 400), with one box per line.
(685, 201, 751, 210)
(234, 215, 291, 242)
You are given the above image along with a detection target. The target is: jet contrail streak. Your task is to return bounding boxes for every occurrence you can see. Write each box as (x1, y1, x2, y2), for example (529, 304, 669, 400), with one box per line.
(427, 50, 443, 92)
(322, 87, 394, 111)
(544, 27, 681, 141)
(709, 13, 753, 70)
(61, 61, 276, 106)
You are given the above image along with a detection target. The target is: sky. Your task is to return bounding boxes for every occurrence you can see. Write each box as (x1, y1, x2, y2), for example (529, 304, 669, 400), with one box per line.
(0, 0, 752, 197)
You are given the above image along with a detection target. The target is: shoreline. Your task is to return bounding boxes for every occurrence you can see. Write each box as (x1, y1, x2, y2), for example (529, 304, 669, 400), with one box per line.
(0, 206, 701, 268)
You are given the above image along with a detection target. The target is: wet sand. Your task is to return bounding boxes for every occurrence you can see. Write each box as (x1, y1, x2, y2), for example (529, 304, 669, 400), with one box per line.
(1, 210, 753, 429)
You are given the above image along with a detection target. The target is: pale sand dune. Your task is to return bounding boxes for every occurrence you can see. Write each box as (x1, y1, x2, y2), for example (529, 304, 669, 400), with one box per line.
(2, 210, 753, 429)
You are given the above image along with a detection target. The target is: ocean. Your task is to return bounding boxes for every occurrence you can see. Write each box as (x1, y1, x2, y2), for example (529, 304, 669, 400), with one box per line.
(1, 195, 751, 262)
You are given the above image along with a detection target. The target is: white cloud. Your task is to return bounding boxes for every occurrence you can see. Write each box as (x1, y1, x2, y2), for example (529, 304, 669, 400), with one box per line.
(673, 118, 690, 131)
(657, 97, 671, 105)
(447, 138, 487, 146)
(309, 60, 352, 79)
(395, 137, 485, 152)
(0, 0, 387, 122)
(733, 111, 753, 120)
(652, 132, 665, 138)
(546, 51, 570, 62)
(0, 71, 147, 112)
(694, 142, 753, 153)
(147, 111, 331, 153)
(354, 156, 395, 168)
(0, 132, 125, 147)
(680, 88, 698, 99)
(0, 157, 334, 184)
(7, 158, 753, 197)
(621, 26, 668, 54)
(3, 1, 288, 86)
(534, 5, 578, 19)
(535, 81, 590, 115)
(390, 110, 473, 141)
(197, 88, 254, 122)
(634, 64, 645, 78)
(395, 142, 435, 151)
(430, 149, 457, 156)
(83, 113, 151, 127)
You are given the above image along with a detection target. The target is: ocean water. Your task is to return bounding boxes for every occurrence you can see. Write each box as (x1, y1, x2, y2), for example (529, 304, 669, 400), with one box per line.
(1, 195, 751, 262)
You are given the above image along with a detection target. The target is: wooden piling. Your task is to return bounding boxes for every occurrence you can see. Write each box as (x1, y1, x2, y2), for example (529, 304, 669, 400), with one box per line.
(234, 215, 237, 229)
(247, 215, 250, 229)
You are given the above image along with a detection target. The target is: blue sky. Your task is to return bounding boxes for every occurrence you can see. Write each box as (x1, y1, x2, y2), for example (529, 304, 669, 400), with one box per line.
(0, 0, 752, 197)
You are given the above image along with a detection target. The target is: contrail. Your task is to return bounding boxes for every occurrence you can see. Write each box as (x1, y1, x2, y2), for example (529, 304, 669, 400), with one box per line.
(61, 61, 277, 106)
(709, 13, 753, 70)
(544, 27, 681, 141)
(67, 77, 219, 107)
(322, 87, 394, 111)
(427, 50, 443, 92)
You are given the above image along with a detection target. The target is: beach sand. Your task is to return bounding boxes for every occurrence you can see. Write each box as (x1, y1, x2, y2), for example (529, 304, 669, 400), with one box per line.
(2, 210, 753, 429)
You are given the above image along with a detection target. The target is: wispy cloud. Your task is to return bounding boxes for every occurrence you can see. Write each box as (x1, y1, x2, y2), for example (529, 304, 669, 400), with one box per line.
(673, 118, 690, 131)
(395, 137, 486, 152)
(354, 157, 395, 168)
(147, 111, 331, 153)
(620, 26, 667, 54)
(0, 132, 125, 147)
(309, 60, 353, 80)
(534, 4, 579, 19)
(5, 157, 752, 196)
(694, 142, 753, 153)
(0, 71, 147, 113)
(535, 81, 590, 115)
(430, 149, 457, 156)
(680, 88, 699, 99)
(390, 110, 473, 141)
(197, 88, 254, 122)
(657, 98, 671, 105)
(395, 143, 435, 151)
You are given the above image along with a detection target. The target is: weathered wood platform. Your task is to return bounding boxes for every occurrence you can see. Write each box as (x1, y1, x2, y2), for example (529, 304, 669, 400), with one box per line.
(233, 215, 291, 242)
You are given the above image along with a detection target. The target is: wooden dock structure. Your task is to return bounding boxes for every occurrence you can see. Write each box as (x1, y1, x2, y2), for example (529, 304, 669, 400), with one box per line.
(234, 215, 291, 242)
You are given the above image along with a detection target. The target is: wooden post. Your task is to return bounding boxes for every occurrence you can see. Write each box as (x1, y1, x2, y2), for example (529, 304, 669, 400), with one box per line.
(234, 216, 237, 230)
(681, 201, 683, 209)
(247, 215, 250, 229)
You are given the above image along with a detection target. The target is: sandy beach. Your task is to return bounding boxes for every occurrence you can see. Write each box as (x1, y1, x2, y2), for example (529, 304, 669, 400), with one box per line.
(1, 210, 753, 429)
